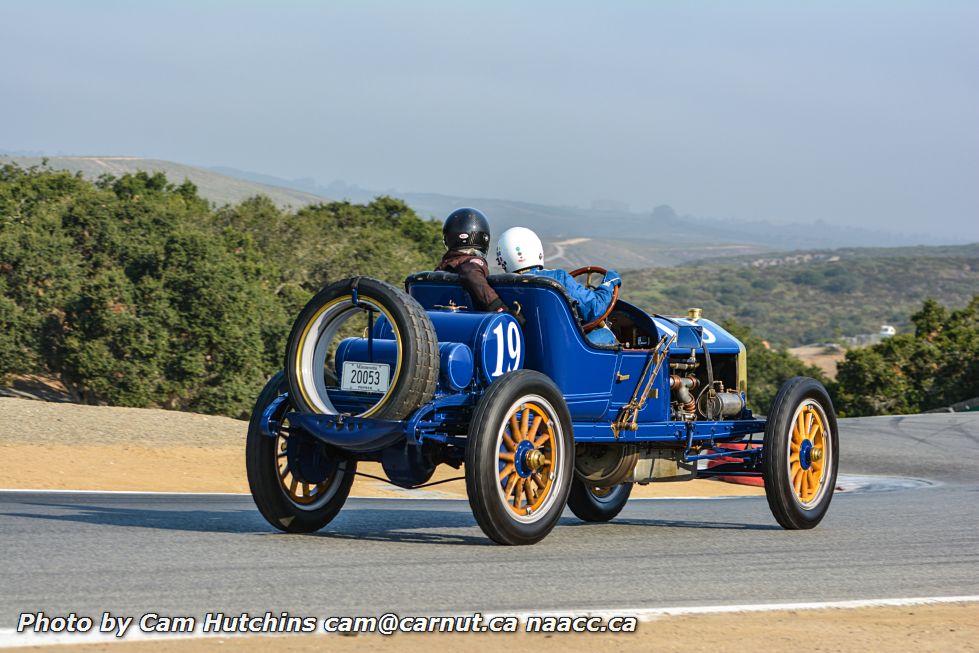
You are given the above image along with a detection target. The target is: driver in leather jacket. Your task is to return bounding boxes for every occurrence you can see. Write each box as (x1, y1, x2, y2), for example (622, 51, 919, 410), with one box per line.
(495, 227, 621, 345)
(437, 208, 526, 327)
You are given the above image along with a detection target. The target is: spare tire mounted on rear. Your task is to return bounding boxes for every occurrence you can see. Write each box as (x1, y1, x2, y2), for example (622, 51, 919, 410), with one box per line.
(285, 277, 439, 420)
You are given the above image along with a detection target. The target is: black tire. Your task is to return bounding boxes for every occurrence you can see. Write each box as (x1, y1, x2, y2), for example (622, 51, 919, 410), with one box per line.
(284, 276, 438, 419)
(762, 376, 839, 530)
(246, 371, 357, 533)
(567, 480, 632, 522)
(465, 370, 574, 545)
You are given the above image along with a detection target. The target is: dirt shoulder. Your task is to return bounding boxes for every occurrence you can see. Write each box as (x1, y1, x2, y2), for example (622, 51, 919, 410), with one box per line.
(5, 603, 977, 653)
(0, 397, 762, 498)
(788, 345, 845, 380)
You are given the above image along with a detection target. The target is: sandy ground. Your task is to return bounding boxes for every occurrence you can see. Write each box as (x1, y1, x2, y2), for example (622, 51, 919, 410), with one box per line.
(788, 345, 846, 380)
(4, 604, 978, 652)
(0, 397, 762, 499)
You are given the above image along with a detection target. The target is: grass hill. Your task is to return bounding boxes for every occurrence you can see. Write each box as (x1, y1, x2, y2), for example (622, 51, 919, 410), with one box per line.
(623, 244, 979, 346)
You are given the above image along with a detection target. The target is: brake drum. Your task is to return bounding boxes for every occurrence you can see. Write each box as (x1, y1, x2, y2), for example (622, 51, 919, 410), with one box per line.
(573, 444, 639, 487)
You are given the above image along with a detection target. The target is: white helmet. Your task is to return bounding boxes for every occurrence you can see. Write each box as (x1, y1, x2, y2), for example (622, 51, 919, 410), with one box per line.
(496, 227, 544, 273)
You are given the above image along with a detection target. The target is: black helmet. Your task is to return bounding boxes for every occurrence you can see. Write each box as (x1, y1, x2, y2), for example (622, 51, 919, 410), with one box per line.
(442, 208, 491, 253)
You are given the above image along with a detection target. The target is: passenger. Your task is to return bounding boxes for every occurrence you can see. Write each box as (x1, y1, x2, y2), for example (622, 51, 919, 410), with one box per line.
(437, 208, 525, 325)
(495, 227, 620, 345)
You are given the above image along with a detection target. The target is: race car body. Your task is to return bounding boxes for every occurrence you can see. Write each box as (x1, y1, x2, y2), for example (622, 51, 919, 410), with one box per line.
(247, 270, 838, 545)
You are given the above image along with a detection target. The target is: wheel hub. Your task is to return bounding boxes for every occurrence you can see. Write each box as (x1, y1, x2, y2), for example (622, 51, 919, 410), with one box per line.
(525, 449, 546, 471)
(799, 439, 813, 471)
(286, 432, 335, 484)
(514, 440, 538, 478)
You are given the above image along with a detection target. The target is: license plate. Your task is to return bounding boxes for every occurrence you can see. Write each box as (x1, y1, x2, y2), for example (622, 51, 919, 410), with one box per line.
(340, 362, 390, 393)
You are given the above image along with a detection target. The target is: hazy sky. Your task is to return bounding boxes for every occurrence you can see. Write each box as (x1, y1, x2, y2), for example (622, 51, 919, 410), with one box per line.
(2, 1, 977, 240)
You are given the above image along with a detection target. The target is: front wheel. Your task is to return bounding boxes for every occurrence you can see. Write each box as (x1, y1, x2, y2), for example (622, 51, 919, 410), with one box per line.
(567, 480, 632, 522)
(465, 370, 574, 545)
(762, 377, 839, 529)
(246, 371, 357, 533)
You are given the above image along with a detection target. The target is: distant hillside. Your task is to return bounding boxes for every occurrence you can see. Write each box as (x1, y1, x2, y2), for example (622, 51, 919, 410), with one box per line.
(395, 194, 939, 250)
(1, 156, 329, 207)
(211, 166, 950, 267)
(623, 245, 979, 346)
(7, 158, 764, 268)
(540, 237, 767, 271)
(8, 156, 958, 270)
(216, 168, 939, 249)
(692, 243, 979, 267)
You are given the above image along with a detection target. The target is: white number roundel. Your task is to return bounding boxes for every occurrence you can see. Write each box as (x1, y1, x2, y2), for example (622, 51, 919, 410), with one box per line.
(487, 317, 523, 379)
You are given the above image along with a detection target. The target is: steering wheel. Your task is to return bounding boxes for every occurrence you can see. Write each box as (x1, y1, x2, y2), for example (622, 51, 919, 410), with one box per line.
(569, 266, 620, 332)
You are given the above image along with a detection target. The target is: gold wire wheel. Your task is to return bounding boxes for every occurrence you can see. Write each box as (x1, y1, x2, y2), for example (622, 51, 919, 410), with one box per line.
(589, 486, 614, 498)
(788, 401, 828, 506)
(497, 401, 557, 518)
(275, 428, 338, 508)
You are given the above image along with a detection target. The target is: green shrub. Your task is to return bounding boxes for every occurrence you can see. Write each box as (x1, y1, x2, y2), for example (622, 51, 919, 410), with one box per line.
(0, 164, 441, 417)
(834, 297, 979, 416)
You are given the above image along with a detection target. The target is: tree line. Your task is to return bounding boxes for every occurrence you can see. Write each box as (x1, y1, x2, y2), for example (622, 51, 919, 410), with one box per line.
(0, 164, 440, 416)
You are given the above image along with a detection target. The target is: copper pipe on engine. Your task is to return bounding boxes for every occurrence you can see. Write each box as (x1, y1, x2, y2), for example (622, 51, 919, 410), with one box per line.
(670, 375, 700, 391)
(670, 375, 699, 415)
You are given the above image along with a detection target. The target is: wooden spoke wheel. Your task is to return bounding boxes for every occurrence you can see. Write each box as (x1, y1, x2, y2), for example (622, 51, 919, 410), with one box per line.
(762, 377, 839, 529)
(246, 372, 357, 533)
(465, 370, 573, 545)
(273, 425, 345, 509)
(496, 400, 558, 519)
(790, 402, 829, 506)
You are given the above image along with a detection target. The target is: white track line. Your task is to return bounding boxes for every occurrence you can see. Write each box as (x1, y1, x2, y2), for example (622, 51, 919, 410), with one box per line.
(502, 594, 979, 620)
(0, 596, 976, 648)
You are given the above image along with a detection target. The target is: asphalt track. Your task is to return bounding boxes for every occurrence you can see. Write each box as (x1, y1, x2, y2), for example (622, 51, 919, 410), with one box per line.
(1, 413, 977, 627)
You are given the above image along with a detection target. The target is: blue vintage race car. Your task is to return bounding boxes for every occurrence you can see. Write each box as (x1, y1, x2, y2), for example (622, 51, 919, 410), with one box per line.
(247, 268, 838, 545)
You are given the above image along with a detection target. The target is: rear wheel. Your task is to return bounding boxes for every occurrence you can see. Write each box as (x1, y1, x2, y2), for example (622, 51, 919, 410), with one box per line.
(246, 372, 357, 533)
(465, 370, 573, 545)
(567, 480, 632, 522)
(762, 377, 839, 529)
